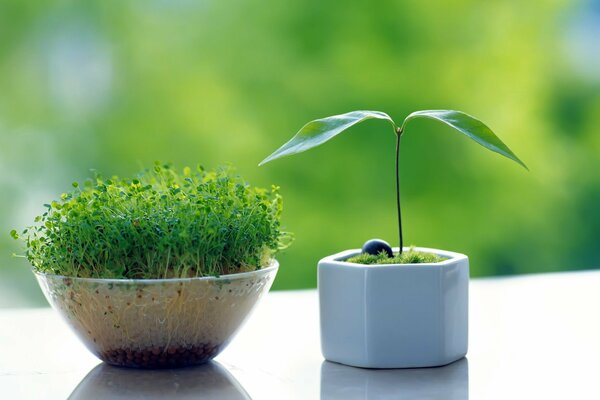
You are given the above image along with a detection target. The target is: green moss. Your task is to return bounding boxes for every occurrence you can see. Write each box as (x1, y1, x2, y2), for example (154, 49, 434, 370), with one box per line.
(14, 163, 291, 279)
(345, 247, 445, 265)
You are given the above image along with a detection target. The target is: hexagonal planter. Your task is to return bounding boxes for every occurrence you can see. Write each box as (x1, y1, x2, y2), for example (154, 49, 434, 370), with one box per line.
(318, 247, 468, 368)
(260, 108, 524, 367)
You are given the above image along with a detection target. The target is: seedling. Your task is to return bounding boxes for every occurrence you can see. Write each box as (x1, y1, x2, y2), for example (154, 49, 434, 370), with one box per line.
(12, 163, 290, 278)
(260, 110, 527, 261)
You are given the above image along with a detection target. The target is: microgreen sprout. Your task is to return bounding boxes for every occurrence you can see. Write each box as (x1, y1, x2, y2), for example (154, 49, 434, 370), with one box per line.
(12, 162, 290, 279)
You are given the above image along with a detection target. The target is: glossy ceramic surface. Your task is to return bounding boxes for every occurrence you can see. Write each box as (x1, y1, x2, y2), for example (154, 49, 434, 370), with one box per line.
(70, 361, 251, 399)
(6, 273, 600, 399)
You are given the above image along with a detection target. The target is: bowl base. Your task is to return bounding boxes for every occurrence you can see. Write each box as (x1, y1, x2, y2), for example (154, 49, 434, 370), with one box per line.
(99, 343, 221, 369)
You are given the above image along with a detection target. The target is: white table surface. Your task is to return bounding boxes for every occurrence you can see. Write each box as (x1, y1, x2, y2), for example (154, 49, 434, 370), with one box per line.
(2, 271, 600, 399)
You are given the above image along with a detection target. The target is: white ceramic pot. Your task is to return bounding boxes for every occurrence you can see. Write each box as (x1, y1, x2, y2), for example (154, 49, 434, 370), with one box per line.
(318, 247, 468, 368)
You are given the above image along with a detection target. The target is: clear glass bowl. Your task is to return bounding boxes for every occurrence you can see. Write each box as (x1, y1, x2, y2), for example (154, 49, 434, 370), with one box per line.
(35, 262, 278, 369)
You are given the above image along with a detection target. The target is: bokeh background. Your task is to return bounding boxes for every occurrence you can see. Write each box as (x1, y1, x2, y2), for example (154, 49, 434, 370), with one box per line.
(1, 0, 599, 307)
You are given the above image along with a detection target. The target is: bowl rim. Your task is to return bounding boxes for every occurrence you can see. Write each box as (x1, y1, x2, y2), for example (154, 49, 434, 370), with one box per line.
(32, 259, 279, 284)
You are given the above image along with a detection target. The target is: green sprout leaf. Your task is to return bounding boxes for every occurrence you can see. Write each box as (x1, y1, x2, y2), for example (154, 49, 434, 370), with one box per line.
(259, 110, 396, 166)
(260, 108, 527, 257)
(401, 110, 528, 170)
(260, 109, 527, 170)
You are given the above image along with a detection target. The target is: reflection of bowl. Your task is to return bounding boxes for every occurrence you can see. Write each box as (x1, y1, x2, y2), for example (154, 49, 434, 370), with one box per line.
(320, 357, 468, 400)
(69, 361, 251, 399)
(35, 262, 278, 368)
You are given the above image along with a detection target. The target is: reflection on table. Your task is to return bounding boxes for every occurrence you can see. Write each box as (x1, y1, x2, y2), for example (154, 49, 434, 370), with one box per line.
(69, 361, 251, 400)
(320, 357, 468, 400)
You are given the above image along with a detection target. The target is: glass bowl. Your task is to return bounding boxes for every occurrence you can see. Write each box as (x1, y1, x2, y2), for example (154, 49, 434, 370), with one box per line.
(34, 262, 278, 368)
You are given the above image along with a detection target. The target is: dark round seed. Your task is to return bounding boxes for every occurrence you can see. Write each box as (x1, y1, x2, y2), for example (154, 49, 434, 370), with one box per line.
(361, 239, 393, 257)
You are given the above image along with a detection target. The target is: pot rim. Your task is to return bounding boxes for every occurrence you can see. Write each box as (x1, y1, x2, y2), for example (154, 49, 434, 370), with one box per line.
(320, 247, 467, 268)
(32, 259, 279, 284)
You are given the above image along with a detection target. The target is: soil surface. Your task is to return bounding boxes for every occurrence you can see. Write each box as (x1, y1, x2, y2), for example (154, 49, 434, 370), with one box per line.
(100, 343, 221, 368)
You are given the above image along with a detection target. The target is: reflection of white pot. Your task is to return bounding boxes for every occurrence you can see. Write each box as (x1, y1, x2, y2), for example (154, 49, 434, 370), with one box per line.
(318, 247, 468, 368)
(320, 357, 468, 399)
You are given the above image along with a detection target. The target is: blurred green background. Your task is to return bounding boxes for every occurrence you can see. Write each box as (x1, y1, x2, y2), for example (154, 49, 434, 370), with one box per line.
(1, 0, 600, 307)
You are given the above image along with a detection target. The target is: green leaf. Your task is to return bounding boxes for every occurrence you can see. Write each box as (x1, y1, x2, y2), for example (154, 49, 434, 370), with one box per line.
(259, 111, 396, 165)
(402, 110, 528, 170)
(10, 229, 18, 240)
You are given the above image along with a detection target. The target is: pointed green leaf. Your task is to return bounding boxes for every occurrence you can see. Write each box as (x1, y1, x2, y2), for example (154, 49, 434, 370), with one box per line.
(402, 110, 528, 170)
(259, 110, 396, 165)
